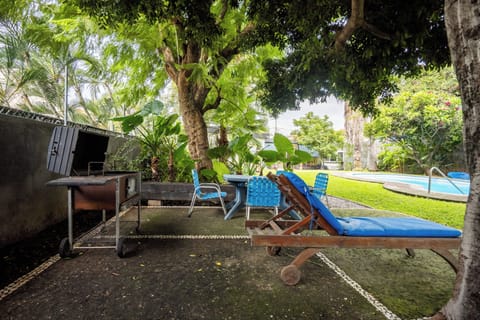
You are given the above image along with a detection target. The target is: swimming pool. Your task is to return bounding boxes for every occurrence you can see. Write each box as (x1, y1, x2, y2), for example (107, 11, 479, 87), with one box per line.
(348, 173, 470, 196)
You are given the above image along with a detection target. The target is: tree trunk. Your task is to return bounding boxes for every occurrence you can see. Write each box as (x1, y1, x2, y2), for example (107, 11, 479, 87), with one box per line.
(159, 22, 251, 172)
(177, 70, 212, 171)
(217, 125, 229, 148)
(151, 156, 159, 181)
(344, 102, 365, 170)
(163, 40, 214, 172)
(366, 136, 378, 171)
(439, 1, 480, 318)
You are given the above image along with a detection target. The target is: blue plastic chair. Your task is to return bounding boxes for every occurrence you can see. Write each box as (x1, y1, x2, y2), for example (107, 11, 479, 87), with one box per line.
(245, 176, 281, 220)
(311, 172, 330, 208)
(447, 172, 470, 180)
(188, 169, 227, 217)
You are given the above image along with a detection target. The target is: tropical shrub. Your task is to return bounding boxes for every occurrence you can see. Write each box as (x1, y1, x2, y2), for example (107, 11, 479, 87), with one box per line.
(258, 133, 312, 171)
(113, 100, 194, 181)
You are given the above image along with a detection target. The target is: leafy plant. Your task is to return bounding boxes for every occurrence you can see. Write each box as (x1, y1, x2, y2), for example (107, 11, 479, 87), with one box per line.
(208, 133, 261, 175)
(200, 160, 231, 183)
(113, 100, 193, 181)
(258, 133, 312, 171)
(365, 72, 463, 175)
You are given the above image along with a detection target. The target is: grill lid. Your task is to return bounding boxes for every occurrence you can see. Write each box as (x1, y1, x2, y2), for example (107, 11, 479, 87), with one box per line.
(47, 126, 109, 176)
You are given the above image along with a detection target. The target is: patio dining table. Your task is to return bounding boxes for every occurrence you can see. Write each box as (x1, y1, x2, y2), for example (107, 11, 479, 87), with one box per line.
(223, 174, 301, 220)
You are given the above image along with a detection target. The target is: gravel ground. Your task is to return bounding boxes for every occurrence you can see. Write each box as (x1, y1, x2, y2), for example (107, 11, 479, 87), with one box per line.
(327, 196, 370, 209)
(0, 196, 366, 290)
(0, 207, 386, 320)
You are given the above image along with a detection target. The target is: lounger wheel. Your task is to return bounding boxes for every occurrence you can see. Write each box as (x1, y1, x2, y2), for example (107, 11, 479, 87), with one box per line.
(280, 264, 302, 286)
(59, 237, 73, 258)
(266, 246, 281, 256)
(116, 237, 127, 258)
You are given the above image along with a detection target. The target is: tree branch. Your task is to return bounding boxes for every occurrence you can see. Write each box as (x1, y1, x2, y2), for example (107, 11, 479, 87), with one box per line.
(335, 0, 365, 51)
(335, 0, 392, 51)
(363, 22, 393, 40)
(203, 85, 222, 113)
(159, 46, 179, 82)
(213, 22, 256, 81)
(216, 0, 228, 25)
(203, 93, 222, 113)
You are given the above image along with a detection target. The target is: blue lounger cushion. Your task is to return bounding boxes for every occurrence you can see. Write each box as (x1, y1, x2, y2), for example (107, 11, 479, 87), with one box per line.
(279, 171, 461, 238)
(280, 171, 345, 234)
(338, 217, 461, 237)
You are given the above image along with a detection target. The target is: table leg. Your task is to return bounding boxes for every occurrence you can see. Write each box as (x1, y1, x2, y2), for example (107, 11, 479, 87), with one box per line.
(224, 183, 247, 220)
(280, 195, 302, 220)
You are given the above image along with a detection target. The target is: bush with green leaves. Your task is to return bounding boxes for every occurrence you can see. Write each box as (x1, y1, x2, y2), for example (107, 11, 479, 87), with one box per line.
(113, 100, 194, 182)
(207, 133, 262, 178)
(366, 72, 463, 174)
(291, 112, 344, 165)
(258, 133, 312, 171)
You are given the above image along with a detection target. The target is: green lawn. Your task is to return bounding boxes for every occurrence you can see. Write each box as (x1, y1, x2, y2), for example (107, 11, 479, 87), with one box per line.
(295, 170, 466, 229)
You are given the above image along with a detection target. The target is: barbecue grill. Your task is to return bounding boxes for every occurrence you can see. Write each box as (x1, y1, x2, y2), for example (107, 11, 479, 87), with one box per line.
(46, 126, 141, 257)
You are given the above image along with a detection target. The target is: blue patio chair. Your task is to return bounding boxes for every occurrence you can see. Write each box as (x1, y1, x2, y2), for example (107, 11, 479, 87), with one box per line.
(311, 172, 330, 208)
(245, 176, 281, 220)
(447, 171, 470, 180)
(187, 169, 227, 217)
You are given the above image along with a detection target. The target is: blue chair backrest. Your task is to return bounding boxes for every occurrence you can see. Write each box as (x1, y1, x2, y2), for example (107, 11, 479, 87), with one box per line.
(192, 169, 201, 194)
(313, 173, 329, 197)
(279, 171, 344, 234)
(247, 176, 281, 207)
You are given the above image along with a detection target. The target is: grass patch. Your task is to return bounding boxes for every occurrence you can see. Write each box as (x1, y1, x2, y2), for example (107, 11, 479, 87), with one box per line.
(129, 204, 456, 318)
(295, 170, 466, 229)
(319, 246, 456, 319)
(322, 209, 457, 318)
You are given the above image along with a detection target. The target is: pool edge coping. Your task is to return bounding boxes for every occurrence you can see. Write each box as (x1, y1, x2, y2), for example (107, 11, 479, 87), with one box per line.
(331, 171, 468, 203)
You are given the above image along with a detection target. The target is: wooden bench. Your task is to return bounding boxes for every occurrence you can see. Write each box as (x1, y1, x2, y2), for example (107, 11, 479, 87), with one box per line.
(142, 182, 235, 205)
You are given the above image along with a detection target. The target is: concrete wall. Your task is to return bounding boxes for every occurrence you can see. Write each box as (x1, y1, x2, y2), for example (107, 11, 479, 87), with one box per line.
(0, 113, 134, 248)
(0, 115, 67, 247)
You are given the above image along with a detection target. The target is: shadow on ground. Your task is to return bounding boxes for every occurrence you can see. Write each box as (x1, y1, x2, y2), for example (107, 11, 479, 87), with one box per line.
(0, 207, 456, 319)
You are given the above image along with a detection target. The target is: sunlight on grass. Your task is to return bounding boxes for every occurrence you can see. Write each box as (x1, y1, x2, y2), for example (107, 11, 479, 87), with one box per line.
(295, 170, 466, 229)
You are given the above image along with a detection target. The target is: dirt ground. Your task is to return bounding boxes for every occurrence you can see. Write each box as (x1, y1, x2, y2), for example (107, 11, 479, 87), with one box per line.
(0, 210, 114, 289)
(0, 207, 456, 319)
(2, 238, 390, 320)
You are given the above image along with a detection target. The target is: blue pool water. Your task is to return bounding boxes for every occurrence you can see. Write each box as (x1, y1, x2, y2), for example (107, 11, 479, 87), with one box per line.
(350, 173, 470, 196)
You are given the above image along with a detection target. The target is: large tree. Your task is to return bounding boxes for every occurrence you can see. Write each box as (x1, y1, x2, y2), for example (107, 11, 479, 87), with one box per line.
(248, 0, 480, 318)
(366, 71, 463, 174)
(72, 0, 266, 171)
(442, 1, 480, 318)
(291, 112, 344, 165)
(0, 3, 125, 128)
(250, 0, 450, 115)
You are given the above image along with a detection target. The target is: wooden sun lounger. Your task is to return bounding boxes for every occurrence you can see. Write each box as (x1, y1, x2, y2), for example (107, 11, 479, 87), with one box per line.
(245, 172, 462, 285)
